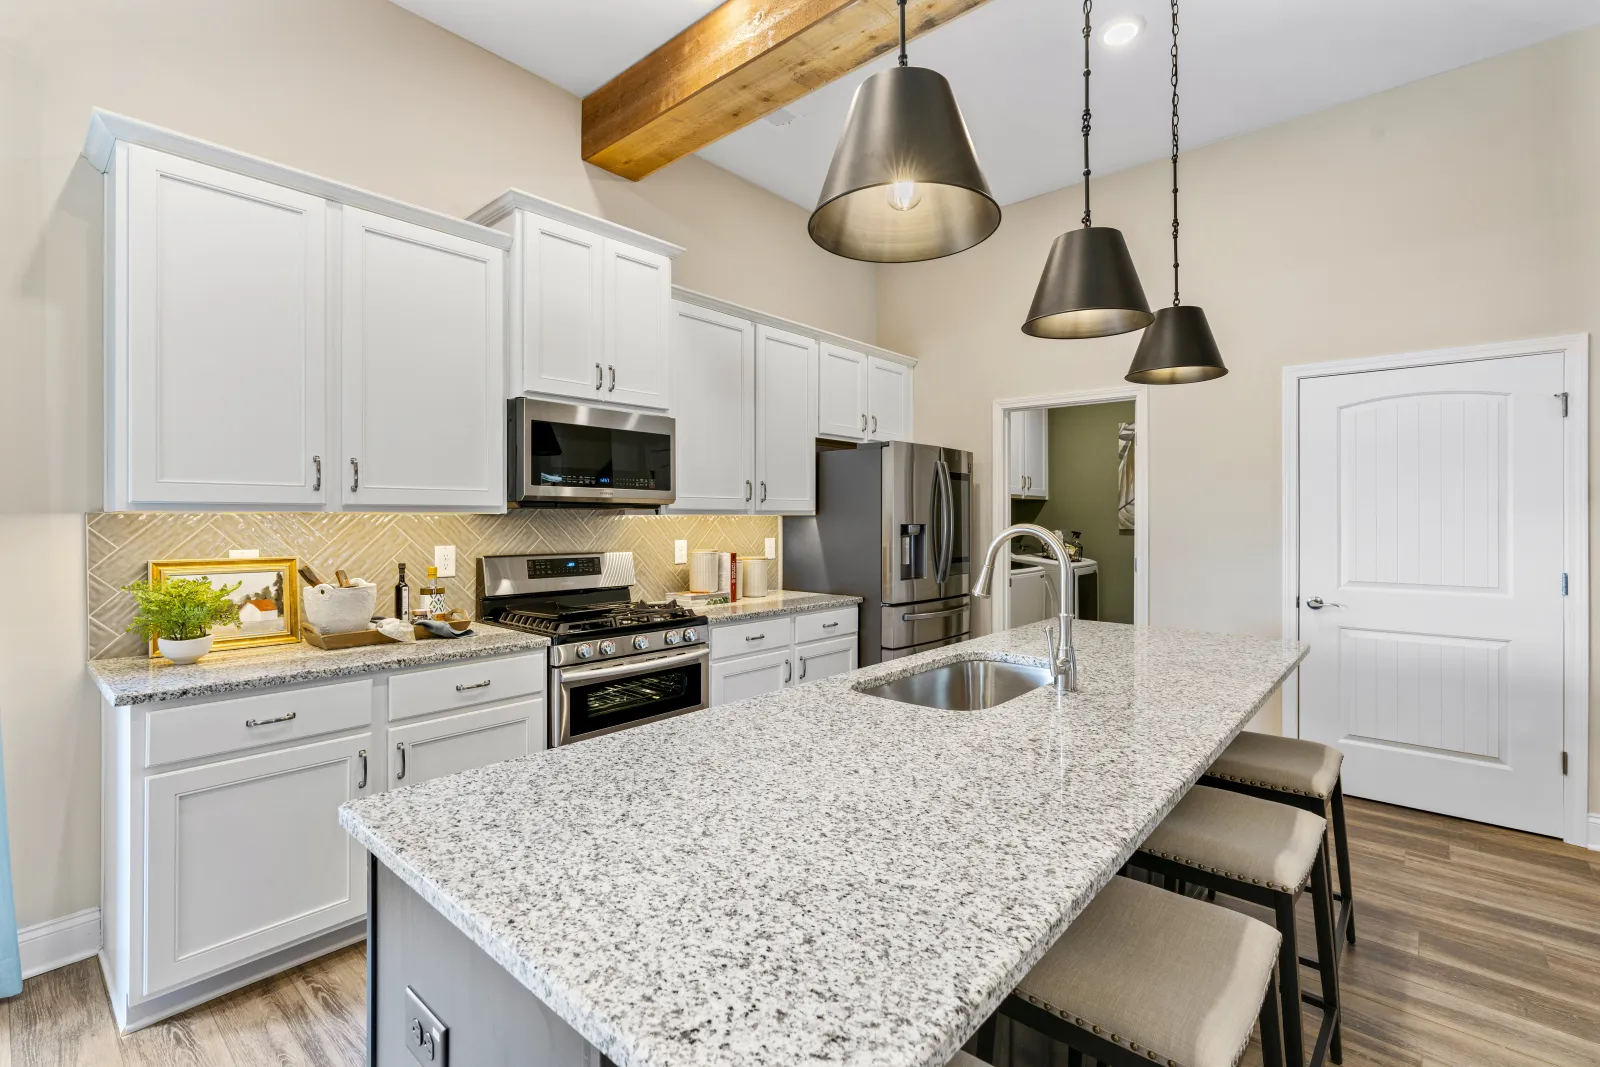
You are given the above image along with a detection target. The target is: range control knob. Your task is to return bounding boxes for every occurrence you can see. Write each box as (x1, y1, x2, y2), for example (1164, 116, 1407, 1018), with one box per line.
(681, 627, 699, 644)
(598, 639, 617, 656)
(575, 643, 595, 660)
(664, 630, 682, 646)
(633, 635, 651, 651)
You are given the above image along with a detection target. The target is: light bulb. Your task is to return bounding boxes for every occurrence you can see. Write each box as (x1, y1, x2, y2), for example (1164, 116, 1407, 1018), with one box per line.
(885, 180, 923, 212)
(1102, 17, 1143, 47)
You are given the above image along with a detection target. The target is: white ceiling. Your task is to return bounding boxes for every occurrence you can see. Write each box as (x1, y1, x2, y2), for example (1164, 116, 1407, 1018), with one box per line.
(391, 0, 1600, 208)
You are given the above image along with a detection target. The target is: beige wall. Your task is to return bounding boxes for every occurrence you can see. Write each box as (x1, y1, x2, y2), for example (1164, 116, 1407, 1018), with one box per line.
(878, 28, 1600, 810)
(0, 0, 877, 928)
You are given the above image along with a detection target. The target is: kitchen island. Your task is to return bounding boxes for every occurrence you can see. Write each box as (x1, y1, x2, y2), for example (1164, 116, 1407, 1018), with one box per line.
(341, 620, 1306, 1067)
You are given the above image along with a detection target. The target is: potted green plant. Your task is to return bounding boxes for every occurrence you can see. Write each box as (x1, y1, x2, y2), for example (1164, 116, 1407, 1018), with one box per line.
(122, 577, 242, 664)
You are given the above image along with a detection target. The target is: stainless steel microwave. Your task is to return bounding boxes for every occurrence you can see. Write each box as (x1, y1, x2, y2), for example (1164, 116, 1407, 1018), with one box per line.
(508, 399, 676, 508)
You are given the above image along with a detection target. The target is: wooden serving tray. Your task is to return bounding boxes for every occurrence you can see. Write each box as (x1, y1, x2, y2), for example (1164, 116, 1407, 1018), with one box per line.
(303, 619, 471, 650)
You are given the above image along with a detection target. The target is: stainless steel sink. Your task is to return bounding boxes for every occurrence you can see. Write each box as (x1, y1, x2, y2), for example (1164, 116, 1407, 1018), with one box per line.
(860, 658, 1054, 711)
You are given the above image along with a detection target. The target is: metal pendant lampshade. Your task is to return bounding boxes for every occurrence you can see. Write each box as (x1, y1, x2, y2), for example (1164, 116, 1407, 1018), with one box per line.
(1022, 227, 1152, 338)
(809, 65, 1000, 263)
(1125, 305, 1226, 383)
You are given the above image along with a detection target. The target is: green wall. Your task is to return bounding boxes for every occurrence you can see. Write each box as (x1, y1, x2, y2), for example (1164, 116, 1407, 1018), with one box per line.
(1010, 401, 1136, 624)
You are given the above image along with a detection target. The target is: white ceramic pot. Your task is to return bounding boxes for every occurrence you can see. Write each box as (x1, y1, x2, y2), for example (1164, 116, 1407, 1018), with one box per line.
(158, 634, 214, 665)
(302, 583, 378, 634)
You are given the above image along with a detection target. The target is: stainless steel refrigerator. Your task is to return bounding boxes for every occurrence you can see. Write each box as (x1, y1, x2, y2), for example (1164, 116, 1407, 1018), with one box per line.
(783, 442, 972, 665)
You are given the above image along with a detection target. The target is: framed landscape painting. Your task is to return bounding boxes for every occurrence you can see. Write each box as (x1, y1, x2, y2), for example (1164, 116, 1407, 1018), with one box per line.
(146, 558, 301, 655)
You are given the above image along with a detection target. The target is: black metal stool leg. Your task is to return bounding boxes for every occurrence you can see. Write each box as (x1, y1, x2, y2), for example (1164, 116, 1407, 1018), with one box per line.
(1330, 781, 1356, 946)
(1310, 854, 1343, 1064)
(1260, 967, 1286, 1067)
(1272, 890, 1307, 1067)
(975, 1013, 997, 1062)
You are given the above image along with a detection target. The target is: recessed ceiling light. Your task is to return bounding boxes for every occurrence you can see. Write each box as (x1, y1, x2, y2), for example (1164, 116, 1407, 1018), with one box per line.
(1102, 16, 1144, 47)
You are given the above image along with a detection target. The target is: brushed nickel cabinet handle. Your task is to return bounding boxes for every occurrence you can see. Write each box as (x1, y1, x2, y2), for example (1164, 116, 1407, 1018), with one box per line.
(872, 415, 878, 433)
(760, 481, 768, 503)
(357, 749, 367, 790)
(245, 712, 297, 728)
(608, 365, 616, 392)
(395, 742, 407, 780)
(745, 480, 753, 502)
(595, 362, 603, 389)
(783, 659, 793, 683)
(350, 458, 359, 492)
(313, 455, 322, 492)
(799, 657, 807, 680)
(822, 621, 839, 629)
(455, 679, 492, 692)
(745, 633, 767, 642)
(860, 414, 867, 432)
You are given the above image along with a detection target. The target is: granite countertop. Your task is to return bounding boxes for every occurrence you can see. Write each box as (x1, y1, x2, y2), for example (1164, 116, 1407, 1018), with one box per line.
(700, 589, 862, 624)
(89, 623, 550, 706)
(340, 620, 1307, 1067)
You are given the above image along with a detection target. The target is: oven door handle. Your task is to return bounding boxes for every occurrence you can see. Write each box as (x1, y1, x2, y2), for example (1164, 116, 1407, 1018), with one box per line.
(557, 647, 709, 683)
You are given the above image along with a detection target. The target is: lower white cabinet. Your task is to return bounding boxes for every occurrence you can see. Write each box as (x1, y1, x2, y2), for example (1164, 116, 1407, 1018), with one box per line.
(388, 697, 540, 788)
(794, 635, 857, 684)
(710, 647, 793, 705)
(142, 733, 370, 996)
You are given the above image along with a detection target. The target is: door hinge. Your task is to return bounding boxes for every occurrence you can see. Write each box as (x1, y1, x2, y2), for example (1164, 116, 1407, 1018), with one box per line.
(1295, 595, 1301, 608)
(1556, 391, 1569, 417)
(1562, 750, 1569, 775)
(1562, 573, 1569, 596)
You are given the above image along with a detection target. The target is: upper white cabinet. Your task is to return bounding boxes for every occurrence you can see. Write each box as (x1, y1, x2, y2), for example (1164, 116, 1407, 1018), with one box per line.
(815, 344, 914, 444)
(755, 326, 819, 514)
(340, 208, 505, 510)
(117, 147, 329, 509)
(670, 302, 756, 512)
(89, 111, 512, 513)
(469, 191, 683, 412)
(1009, 408, 1049, 499)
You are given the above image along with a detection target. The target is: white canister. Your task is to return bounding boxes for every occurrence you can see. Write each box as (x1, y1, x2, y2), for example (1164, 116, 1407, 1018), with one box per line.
(688, 550, 721, 594)
(738, 558, 770, 598)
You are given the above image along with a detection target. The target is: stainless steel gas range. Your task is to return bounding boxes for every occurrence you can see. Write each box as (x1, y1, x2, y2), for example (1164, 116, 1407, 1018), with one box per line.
(476, 552, 709, 747)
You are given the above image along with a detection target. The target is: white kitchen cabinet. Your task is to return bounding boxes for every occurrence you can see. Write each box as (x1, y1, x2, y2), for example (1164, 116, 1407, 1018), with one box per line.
(710, 647, 793, 705)
(339, 207, 505, 511)
(114, 146, 329, 509)
(141, 733, 370, 996)
(603, 239, 673, 409)
(669, 302, 756, 511)
(388, 698, 539, 789)
(817, 343, 869, 439)
(1009, 408, 1049, 499)
(516, 215, 607, 402)
(867, 356, 912, 441)
(794, 634, 857, 685)
(755, 325, 819, 514)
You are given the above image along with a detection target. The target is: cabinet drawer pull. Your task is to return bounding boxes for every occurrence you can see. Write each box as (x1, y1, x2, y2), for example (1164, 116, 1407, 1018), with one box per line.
(872, 415, 878, 433)
(357, 749, 368, 790)
(244, 712, 296, 728)
(350, 457, 360, 492)
(745, 480, 753, 502)
(395, 742, 407, 780)
(783, 659, 793, 683)
(798, 657, 807, 679)
(595, 362, 603, 389)
(608, 365, 616, 392)
(760, 481, 767, 503)
(454, 679, 492, 692)
(312, 455, 322, 492)
(821, 621, 839, 629)
(745, 634, 766, 642)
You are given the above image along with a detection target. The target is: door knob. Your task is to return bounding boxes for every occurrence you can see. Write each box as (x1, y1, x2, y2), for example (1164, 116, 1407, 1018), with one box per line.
(1305, 596, 1344, 610)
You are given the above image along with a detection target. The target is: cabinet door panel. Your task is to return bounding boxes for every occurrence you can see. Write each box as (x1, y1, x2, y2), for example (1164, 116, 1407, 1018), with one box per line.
(124, 147, 327, 506)
(709, 648, 791, 706)
(755, 326, 818, 515)
(817, 344, 868, 439)
(795, 635, 857, 685)
(523, 216, 606, 400)
(668, 302, 755, 513)
(1026, 408, 1050, 499)
(1008, 411, 1027, 497)
(867, 356, 911, 442)
(603, 240, 671, 409)
(389, 699, 536, 789)
(143, 733, 369, 995)
(340, 207, 504, 510)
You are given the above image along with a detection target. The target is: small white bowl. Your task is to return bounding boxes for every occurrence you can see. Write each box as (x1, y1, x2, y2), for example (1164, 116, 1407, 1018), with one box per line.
(158, 634, 214, 665)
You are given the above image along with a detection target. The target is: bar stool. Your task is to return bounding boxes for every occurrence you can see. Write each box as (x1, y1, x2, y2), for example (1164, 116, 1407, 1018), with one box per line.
(974, 876, 1286, 1067)
(1134, 786, 1341, 1067)
(1203, 732, 1356, 949)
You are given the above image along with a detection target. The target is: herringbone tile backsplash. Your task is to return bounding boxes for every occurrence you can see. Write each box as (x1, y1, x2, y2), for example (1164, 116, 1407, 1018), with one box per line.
(87, 511, 779, 659)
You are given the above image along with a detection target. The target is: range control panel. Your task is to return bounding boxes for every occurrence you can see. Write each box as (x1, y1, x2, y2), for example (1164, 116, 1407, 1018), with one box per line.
(525, 556, 603, 580)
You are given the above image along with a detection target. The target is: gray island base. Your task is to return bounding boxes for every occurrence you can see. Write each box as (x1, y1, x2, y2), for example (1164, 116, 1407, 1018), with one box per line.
(342, 619, 1307, 1067)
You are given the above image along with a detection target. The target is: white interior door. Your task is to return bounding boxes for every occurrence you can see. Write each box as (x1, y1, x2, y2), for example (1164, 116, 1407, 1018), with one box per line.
(668, 302, 755, 512)
(1297, 353, 1568, 835)
(754, 325, 818, 515)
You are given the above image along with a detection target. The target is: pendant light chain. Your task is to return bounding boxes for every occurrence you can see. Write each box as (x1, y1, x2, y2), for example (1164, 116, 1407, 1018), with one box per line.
(1080, 0, 1093, 228)
(898, 0, 909, 66)
(1169, 0, 1181, 305)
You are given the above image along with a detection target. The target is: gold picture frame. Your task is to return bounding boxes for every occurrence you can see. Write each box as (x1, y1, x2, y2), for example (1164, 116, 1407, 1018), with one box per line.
(146, 558, 301, 656)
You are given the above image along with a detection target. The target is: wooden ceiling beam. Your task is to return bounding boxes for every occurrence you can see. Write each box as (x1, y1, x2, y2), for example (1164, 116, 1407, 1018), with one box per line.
(581, 0, 994, 182)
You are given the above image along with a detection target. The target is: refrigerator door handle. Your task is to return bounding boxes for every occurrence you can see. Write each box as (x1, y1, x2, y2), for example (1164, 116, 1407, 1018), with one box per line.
(935, 458, 955, 585)
(928, 460, 945, 585)
(900, 606, 967, 622)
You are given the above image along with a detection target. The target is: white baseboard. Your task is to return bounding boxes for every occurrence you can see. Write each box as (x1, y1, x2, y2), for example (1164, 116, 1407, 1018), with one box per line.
(19, 906, 101, 980)
(1589, 813, 1600, 852)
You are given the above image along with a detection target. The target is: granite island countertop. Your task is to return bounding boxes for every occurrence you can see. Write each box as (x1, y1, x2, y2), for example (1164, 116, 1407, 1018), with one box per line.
(699, 589, 862, 624)
(340, 620, 1306, 1067)
(89, 622, 549, 706)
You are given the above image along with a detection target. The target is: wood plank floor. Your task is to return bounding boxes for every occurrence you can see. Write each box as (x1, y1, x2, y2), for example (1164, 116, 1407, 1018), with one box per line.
(1, 799, 1596, 1066)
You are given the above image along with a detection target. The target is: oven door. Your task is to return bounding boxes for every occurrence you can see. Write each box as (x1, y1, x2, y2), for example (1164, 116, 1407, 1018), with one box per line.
(550, 646, 710, 746)
(510, 398, 676, 507)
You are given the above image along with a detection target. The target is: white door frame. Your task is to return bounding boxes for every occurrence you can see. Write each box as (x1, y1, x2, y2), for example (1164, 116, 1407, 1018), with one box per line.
(990, 386, 1150, 632)
(1281, 334, 1590, 847)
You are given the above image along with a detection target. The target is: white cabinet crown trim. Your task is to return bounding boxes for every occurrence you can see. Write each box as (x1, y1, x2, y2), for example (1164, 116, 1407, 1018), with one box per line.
(83, 110, 509, 250)
(469, 189, 684, 260)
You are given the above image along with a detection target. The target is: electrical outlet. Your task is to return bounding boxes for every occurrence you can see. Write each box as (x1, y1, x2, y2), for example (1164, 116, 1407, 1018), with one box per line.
(765, 537, 776, 560)
(434, 545, 456, 578)
(673, 540, 688, 565)
(227, 549, 261, 559)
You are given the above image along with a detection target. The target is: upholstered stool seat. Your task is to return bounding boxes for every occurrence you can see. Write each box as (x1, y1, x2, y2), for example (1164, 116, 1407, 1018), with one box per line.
(1208, 732, 1342, 800)
(1135, 786, 1341, 1067)
(980, 876, 1285, 1067)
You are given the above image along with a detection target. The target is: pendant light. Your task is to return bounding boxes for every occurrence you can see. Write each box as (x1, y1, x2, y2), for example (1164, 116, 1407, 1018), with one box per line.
(1125, 0, 1227, 383)
(1022, 0, 1152, 339)
(809, 0, 1000, 263)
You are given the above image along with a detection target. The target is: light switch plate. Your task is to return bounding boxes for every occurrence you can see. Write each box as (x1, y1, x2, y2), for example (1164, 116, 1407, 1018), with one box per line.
(227, 549, 260, 559)
(434, 545, 456, 578)
(673, 540, 688, 565)
(765, 538, 776, 560)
